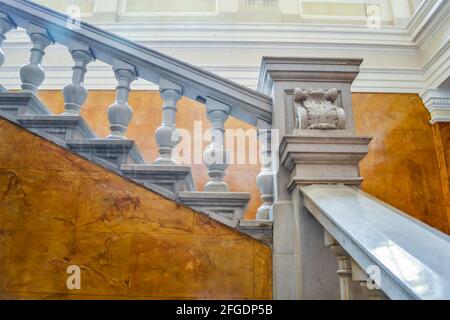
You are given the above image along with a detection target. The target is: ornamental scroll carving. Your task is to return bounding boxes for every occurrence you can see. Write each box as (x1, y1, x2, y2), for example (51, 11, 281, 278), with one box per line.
(293, 88, 346, 130)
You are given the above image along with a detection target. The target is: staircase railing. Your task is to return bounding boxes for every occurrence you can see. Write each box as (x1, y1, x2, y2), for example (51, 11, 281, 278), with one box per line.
(301, 184, 450, 300)
(0, 0, 275, 232)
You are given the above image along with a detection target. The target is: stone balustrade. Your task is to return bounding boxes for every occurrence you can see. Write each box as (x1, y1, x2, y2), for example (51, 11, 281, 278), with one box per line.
(2, 1, 446, 301)
(0, 0, 275, 236)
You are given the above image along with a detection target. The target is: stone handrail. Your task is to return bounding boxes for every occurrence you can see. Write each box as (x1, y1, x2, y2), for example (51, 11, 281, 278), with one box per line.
(301, 184, 450, 300)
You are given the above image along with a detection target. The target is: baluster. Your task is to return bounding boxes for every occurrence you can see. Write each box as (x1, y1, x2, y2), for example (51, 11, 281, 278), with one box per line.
(154, 78, 182, 164)
(324, 231, 353, 300)
(203, 97, 231, 192)
(107, 60, 137, 139)
(351, 260, 388, 300)
(256, 120, 274, 220)
(0, 12, 16, 68)
(61, 43, 94, 115)
(20, 24, 53, 92)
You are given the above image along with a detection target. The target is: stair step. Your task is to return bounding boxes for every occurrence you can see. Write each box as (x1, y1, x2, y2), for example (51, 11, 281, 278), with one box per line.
(178, 191, 251, 228)
(121, 164, 196, 200)
(67, 138, 144, 170)
(17, 115, 96, 144)
(238, 220, 273, 244)
(0, 92, 51, 118)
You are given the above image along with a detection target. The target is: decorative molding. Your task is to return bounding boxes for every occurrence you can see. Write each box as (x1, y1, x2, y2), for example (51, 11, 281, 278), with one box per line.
(423, 41, 450, 90)
(408, 0, 449, 48)
(258, 57, 362, 95)
(178, 191, 250, 228)
(293, 88, 346, 130)
(420, 89, 450, 123)
(0, 0, 447, 96)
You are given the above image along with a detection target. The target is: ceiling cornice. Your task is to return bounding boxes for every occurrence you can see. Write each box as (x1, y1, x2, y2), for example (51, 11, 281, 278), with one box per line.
(0, 1, 448, 95)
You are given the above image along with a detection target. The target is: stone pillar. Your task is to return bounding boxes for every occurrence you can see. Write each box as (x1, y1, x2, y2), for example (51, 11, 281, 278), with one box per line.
(107, 60, 137, 139)
(256, 119, 274, 220)
(154, 78, 182, 164)
(258, 57, 369, 300)
(20, 24, 53, 93)
(0, 12, 15, 68)
(62, 43, 94, 115)
(203, 97, 230, 192)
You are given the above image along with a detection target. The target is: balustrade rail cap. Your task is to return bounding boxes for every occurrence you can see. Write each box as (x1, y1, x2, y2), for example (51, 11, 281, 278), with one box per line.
(0, 0, 272, 125)
(257, 57, 363, 96)
(301, 184, 450, 300)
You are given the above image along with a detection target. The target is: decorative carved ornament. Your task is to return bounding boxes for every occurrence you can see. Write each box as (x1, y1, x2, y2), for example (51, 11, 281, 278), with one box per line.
(294, 88, 346, 130)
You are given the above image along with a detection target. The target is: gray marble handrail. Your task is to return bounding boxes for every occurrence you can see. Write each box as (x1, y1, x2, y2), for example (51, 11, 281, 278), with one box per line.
(0, 0, 272, 125)
(301, 184, 450, 300)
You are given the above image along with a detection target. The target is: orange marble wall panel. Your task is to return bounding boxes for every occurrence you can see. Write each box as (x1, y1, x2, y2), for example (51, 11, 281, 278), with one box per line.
(353, 93, 449, 233)
(0, 118, 272, 300)
(432, 122, 450, 231)
(128, 233, 254, 298)
(436, 123, 450, 188)
(253, 241, 272, 299)
(37, 91, 262, 220)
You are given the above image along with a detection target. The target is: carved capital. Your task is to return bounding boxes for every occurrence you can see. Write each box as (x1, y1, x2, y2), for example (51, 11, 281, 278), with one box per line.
(294, 88, 345, 130)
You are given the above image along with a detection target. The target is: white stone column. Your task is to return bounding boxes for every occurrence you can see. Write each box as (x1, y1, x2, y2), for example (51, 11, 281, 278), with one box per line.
(20, 24, 53, 93)
(256, 119, 274, 220)
(0, 12, 15, 68)
(107, 60, 137, 139)
(61, 43, 94, 115)
(154, 78, 182, 164)
(203, 97, 231, 192)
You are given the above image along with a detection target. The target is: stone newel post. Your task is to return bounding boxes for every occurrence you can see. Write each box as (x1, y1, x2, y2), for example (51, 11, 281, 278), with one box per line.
(258, 57, 370, 300)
